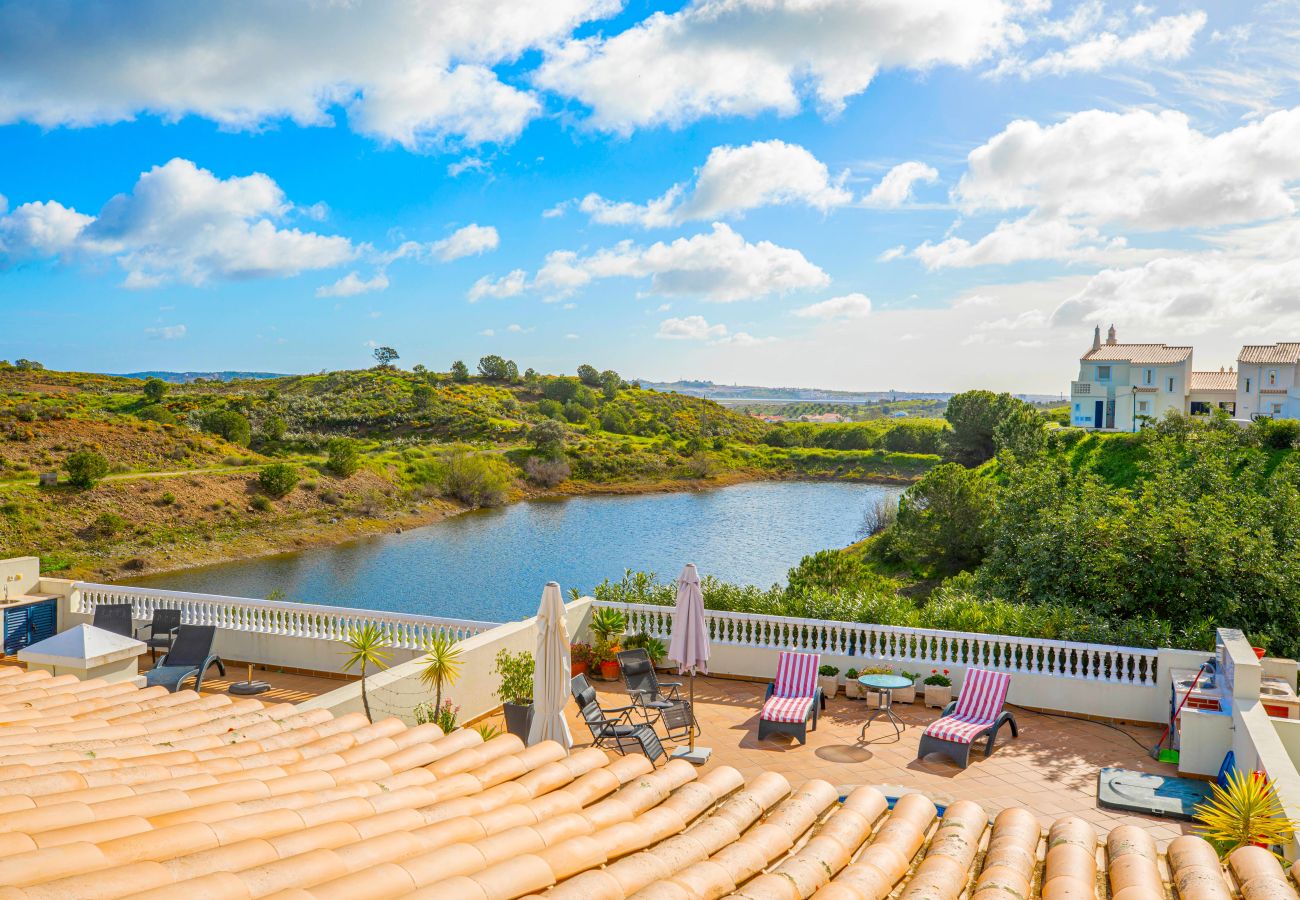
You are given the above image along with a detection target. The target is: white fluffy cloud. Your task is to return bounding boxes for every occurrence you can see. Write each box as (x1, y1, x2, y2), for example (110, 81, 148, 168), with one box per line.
(657, 315, 728, 340)
(144, 324, 187, 340)
(912, 217, 1135, 269)
(468, 269, 527, 302)
(862, 162, 939, 208)
(316, 271, 390, 298)
(581, 140, 851, 228)
(430, 224, 500, 261)
(532, 223, 830, 301)
(536, 0, 1023, 133)
(956, 107, 1300, 231)
(793, 293, 873, 320)
(994, 11, 1206, 78)
(0, 158, 354, 287)
(0, 0, 616, 148)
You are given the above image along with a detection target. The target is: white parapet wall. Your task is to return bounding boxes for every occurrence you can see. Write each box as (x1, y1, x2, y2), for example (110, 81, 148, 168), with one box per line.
(299, 597, 597, 724)
(596, 601, 1204, 725)
(60, 581, 499, 676)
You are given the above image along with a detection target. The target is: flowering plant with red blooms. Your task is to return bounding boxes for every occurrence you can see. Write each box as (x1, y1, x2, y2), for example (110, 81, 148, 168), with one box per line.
(924, 668, 952, 687)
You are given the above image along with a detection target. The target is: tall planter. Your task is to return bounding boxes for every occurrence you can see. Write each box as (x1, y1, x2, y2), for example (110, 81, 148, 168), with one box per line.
(503, 701, 534, 739)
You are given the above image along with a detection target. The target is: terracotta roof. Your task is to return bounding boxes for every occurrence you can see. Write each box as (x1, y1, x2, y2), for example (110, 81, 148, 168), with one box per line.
(1239, 343, 1300, 365)
(1190, 371, 1238, 392)
(1082, 344, 1192, 364)
(0, 664, 1265, 899)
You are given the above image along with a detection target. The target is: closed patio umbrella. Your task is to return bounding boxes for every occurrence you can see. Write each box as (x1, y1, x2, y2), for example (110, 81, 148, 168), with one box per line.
(667, 563, 711, 764)
(527, 581, 572, 749)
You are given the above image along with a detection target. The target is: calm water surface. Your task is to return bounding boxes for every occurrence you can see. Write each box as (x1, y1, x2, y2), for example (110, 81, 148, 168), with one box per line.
(128, 481, 900, 623)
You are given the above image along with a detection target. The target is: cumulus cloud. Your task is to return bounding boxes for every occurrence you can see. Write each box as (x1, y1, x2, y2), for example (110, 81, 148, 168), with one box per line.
(912, 217, 1133, 269)
(0, 158, 354, 287)
(430, 224, 500, 261)
(955, 107, 1300, 231)
(793, 292, 872, 320)
(0, 0, 618, 148)
(536, 0, 1022, 133)
(862, 162, 939, 208)
(993, 11, 1206, 78)
(580, 140, 850, 228)
(657, 315, 729, 340)
(468, 269, 527, 301)
(316, 271, 390, 298)
(532, 223, 830, 301)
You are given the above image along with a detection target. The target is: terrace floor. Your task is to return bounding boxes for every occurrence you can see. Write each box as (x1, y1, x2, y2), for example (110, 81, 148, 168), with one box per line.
(542, 674, 1192, 847)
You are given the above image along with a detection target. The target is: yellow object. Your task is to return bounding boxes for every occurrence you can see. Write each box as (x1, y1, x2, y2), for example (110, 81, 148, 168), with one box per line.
(1193, 769, 1297, 859)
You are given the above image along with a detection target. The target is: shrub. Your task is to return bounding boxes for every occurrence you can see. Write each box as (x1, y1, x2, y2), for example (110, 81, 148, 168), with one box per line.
(442, 452, 510, 507)
(524, 455, 570, 487)
(159, 491, 176, 506)
(251, 495, 273, 512)
(142, 377, 167, 403)
(529, 420, 566, 456)
(325, 437, 361, 477)
(259, 415, 287, 443)
(65, 450, 110, 488)
(1255, 418, 1300, 450)
(258, 463, 299, 498)
(13, 403, 36, 423)
(684, 452, 719, 478)
(88, 512, 128, 538)
(135, 404, 177, 425)
(492, 649, 534, 705)
(201, 409, 251, 446)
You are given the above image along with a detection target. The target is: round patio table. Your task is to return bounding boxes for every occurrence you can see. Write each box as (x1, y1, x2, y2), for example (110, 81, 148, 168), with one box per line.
(857, 674, 913, 742)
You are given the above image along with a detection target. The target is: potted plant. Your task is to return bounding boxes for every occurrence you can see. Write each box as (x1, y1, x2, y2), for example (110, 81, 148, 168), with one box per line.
(493, 649, 535, 739)
(818, 664, 840, 700)
(570, 642, 592, 677)
(896, 670, 920, 704)
(589, 607, 627, 681)
(924, 668, 952, 708)
(844, 668, 861, 699)
(1194, 769, 1297, 856)
(623, 632, 668, 669)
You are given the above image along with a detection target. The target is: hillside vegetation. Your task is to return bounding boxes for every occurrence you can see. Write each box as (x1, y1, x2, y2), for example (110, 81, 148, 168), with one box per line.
(0, 358, 941, 579)
(596, 392, 1300, 657)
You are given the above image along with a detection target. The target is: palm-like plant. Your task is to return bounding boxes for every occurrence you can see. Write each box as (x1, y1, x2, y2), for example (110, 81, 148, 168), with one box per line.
(420, 633, 463, 711)
(341, 624, 392, 722)
(1194, 769, 1297, 858)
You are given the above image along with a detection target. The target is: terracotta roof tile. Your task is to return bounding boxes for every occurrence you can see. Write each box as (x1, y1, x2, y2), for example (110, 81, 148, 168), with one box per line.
(1239, 342, 1300, 365)
(1082, 343, 1192, 364)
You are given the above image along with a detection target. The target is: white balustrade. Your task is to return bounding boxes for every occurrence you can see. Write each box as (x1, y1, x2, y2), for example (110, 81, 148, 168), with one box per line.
(598, 601, 1160, 686)
(73, 582, 497, 650)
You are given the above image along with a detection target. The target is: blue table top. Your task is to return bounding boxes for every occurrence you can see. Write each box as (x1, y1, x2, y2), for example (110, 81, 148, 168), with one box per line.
(857, 674, 913, 690)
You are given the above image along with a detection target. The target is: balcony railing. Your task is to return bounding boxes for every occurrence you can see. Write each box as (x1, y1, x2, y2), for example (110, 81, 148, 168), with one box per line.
(73, 582, 497, 650)
(600, 601, 1160, 686)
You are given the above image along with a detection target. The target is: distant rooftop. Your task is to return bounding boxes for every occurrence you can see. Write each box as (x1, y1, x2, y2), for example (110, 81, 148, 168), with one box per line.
(1082, 344, 1193, 364)
(1238, 343, 1300, 366)
(1190, 370, 1238, 391)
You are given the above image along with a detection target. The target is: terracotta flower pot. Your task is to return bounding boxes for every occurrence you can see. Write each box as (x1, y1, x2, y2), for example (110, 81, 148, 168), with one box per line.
(571, 660, 589, 677)
(599, 659, 621, 681)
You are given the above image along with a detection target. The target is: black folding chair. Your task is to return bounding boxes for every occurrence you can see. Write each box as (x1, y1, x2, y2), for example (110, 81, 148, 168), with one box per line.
(145, 625, 225, 693)
(617, 648, 696, 739)
(92, 603, 134, 638)
(571, 674, 665, 766)
(136, 608, 182, 663)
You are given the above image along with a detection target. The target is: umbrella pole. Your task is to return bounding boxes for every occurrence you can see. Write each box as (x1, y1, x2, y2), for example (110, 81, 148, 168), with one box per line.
(688, 672, 696, 753)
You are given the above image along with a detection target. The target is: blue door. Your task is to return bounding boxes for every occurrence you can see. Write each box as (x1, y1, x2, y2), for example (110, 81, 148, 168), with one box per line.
(3, 600, 57, 654)
(3, 607, 30, 655)
(1093, 400, 1105, 429)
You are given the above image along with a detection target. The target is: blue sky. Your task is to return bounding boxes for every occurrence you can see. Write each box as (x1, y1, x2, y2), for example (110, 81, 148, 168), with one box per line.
(2, 0, 1298, 393)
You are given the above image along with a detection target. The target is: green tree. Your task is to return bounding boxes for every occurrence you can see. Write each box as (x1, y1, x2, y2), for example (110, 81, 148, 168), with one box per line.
(477, 354, 513, 380)
(64, 450, 110, 488)
(142, 377, 167, 403)
(529, 419, 566, 456)
(891, 463, 996, 575)
(542, 377, 581, 404)
(14, 359, 43, 371)
(136, 404, 177, 425)
(372, 346, 399, 369)
(944, 390, 1044, 466)
(260, 415, 287, 443)
(325, 437, 361, 477)
(412, 383, 435, 411)
(599, 369, 622, 399)
(450, 360, 470, 382)
(201, 409, 251, 446)
(340, 624, 392, 722)
(258, 463, 299, 498)
(420, 633, 463, 712)
(576, 364, 601, 386)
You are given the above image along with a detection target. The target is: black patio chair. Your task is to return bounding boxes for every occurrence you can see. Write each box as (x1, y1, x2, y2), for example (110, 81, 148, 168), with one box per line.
(571, 674, 665, 766)
(135, 608, 182, 663)
(92, 603, 135, 638)
(145, 625, 225, 693)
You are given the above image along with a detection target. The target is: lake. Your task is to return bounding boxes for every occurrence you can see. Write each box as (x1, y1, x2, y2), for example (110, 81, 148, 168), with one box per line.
(128, 481, 901, 623)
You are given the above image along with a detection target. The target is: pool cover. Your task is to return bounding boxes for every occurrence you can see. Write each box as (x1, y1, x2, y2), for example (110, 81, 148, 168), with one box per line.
(1097, 766, 1214, 820)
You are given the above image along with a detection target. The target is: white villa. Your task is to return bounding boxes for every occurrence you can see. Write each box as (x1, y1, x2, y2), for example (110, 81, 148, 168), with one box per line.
(1070, 325, 1300, 430)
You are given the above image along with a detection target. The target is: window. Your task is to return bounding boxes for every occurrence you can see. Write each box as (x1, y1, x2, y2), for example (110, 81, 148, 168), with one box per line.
(1273, 403, 1284, 415)
(1269, 370, 1278, 386)
(1144, 368, 1154, 385)
(1096, 366, 1111, 382)
(1138, 400, 1150, 414)
(1074, 403, 1080, 412)
(1246, 377, 1253, 393)
(1167, 376, 1175, 392)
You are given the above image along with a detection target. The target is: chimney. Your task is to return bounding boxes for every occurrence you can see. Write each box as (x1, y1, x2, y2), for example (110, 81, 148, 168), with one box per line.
(1092, 325, 1102, 351)
(1106, 324, 1117, 345)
